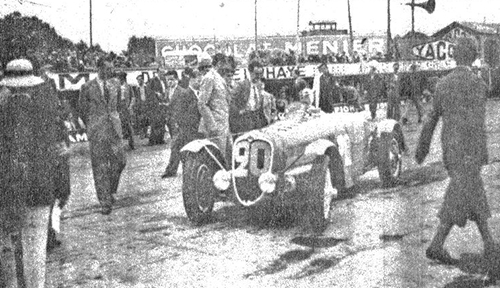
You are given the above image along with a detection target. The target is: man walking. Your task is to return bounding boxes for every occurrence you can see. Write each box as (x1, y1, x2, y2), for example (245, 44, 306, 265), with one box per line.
(162, 69, 202, 178)
(416, 38, 496, 267)
(78, 57, 126, 215)
(147, 68, 168, 145)
(0, 58, 67, 287)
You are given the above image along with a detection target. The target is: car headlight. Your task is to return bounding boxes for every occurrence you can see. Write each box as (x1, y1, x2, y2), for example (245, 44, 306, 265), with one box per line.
(213, 170, 231, 191)
(258, 172, 278, 194)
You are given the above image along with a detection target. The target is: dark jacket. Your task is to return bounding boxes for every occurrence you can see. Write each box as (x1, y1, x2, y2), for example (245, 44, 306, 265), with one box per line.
(416, 66, 488, 170)
(0, 82, 62, 208)
(170, 86, 200, 132)
(318, 73, 339, 112)
(364, 74, 385, 103)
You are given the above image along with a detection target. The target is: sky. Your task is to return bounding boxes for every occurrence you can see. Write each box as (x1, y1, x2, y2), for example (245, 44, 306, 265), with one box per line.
(2, 0, 500, 53)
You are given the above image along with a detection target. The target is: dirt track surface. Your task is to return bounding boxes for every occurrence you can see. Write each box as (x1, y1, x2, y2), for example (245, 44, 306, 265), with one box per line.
(46, 101, 500, 287)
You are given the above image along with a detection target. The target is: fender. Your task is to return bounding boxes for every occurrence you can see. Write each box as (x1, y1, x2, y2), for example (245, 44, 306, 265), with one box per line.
(375, 119, 406, 152)
(180, 139, 227, 169)
(303, 139, 335, 157)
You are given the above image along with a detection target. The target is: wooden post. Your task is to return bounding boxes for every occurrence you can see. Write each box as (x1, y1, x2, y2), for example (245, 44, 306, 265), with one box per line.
(89, 0, 93, 47)
(411, 0, 415, 34)
(254, 0, 258, 50)
(347, 0, 354, 56)
(387, 0, 392, 58)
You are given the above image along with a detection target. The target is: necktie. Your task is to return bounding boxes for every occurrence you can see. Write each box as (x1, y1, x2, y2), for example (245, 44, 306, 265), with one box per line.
(103, 81, 110, 103)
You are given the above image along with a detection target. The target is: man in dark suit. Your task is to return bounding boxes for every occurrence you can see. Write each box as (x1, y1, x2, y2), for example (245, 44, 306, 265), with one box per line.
(118, 72, 136, 150)
(147, 68, 168, 145)
(363, 64, 385, 120)
(386, 62, 401, 121)
(317, 62, 340, 113)
(78, 57, 126, 215)
(0, 59, 67, 287)
(416, 38, 495, 266)
(402, 64, 424, 124)
(162, 69, 202, 178)
(132, 74, 153, 139)
(230, 60, 274, 134)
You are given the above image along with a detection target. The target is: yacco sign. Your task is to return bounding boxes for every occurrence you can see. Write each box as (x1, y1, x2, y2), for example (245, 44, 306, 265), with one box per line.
(443, 27, 477, 42)
(48, 60, 455, 91)
(412, 40, 455, 60)
(156, 35, 386, 58)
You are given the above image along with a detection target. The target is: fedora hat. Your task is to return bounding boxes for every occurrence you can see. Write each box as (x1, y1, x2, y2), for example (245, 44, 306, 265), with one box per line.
(0, 59, 44, 87)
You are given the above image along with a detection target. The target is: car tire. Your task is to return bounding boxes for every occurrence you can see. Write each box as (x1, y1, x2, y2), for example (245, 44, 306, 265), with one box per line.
(300, 155, 329, 233)
(377, 129, 403, 188)
(182, 152, 216, 225)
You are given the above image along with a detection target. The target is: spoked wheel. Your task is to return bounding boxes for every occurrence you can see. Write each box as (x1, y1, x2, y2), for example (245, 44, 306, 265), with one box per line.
(377, 130, 403, 188)
(182, 152, 216, 225)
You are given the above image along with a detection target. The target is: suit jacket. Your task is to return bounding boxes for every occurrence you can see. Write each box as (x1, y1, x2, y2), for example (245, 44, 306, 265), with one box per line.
(416, 66, 488, 170)
(78, 77, 123, 142)
(171, 86, 200, 132)
(0, 82, 61, 209)
(118, 83, 135, 112)
(148, 76, 167, 101)
(132, 84, 155, 113)
(197, 68, 230, 135)
(230, 79, 276, 128)
(318, 73, 339, 112)
(364, 74, 385, 103)
(386, 72, 401, 102)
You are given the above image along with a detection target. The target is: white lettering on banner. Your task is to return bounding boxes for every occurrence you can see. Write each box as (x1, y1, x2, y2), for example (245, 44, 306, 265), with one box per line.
(157, 35, 386, 58)
(413, 40, 454, 60)
(49, 60, 455, 91)
(306, 41, 320, 55)
(444, 27, 473, 41)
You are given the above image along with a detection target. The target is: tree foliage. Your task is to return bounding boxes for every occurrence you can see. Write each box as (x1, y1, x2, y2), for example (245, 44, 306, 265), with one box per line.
(0, 11, 82, 68)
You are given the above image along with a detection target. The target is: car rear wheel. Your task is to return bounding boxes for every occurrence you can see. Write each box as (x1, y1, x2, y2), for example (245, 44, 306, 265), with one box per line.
(377, 129, 403, 188)
(182, 152, 216, 225)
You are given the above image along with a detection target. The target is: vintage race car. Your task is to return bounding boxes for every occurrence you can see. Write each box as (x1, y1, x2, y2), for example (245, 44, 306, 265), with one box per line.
(180, 107, 405, 231)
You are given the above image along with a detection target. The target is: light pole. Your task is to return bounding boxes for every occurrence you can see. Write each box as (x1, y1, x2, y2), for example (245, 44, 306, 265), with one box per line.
(254, 0, 258, 50)
(347, 0, 354, 56)
(387, 0, 392, 58)
(89, 0, 93, 47)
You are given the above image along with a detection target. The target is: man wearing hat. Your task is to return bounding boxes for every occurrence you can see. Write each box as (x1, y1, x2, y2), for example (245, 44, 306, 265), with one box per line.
(197, 53, 233, 159)
(78, 57, 126, 215)
(363, 62, 384, 120)
(416, 37, 497, 271)
(0, 58, 68, 287)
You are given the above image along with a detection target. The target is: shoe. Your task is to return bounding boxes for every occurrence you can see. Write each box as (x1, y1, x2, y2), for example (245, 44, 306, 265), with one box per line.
(425, 247, 458, 265)
(161, 171, 176, 178)
(101, 205, 112, 215)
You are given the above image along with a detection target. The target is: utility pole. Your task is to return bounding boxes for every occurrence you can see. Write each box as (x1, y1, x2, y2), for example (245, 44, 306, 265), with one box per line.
(254, 0, 258, 50)
(296, 0, 301, 58)
(347, 0, 354, 56)
(387, 0, 392, 58)
(89, 0, 93, 47)
(411, 0, 415, 34)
